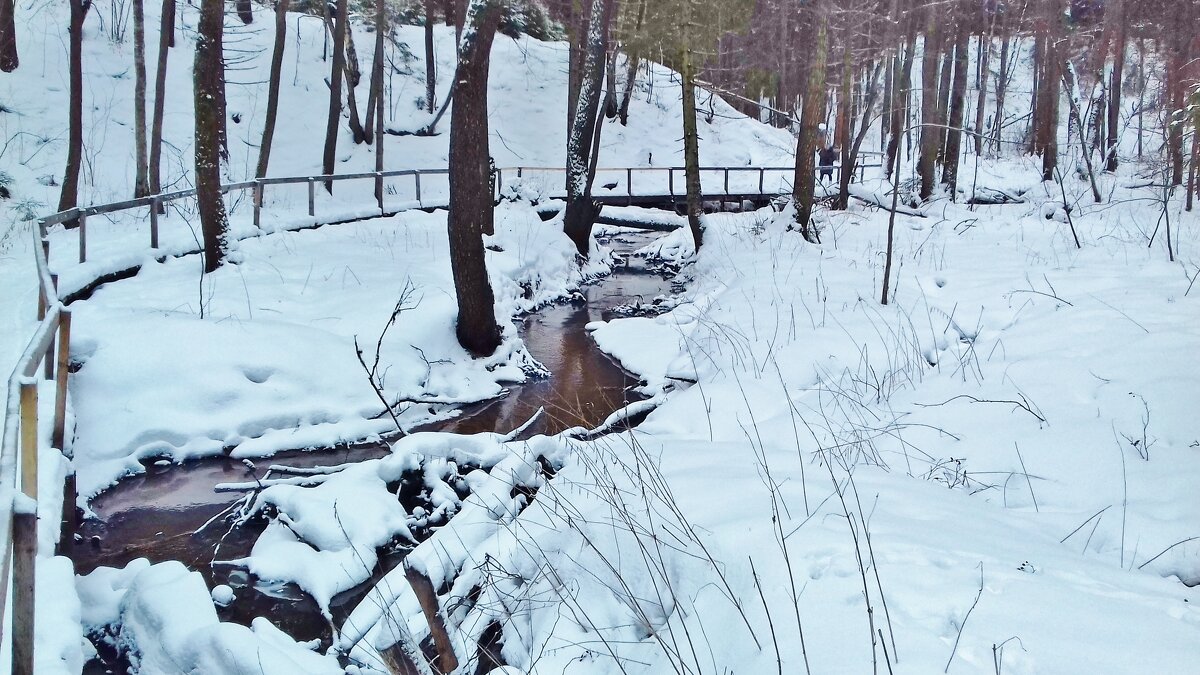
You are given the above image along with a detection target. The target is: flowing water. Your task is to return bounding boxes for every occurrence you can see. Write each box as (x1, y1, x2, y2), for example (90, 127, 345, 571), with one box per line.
(71, 230, 675, 668)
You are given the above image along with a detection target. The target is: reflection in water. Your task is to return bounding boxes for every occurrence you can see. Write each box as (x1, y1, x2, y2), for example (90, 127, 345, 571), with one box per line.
(71, 230, 674, 656)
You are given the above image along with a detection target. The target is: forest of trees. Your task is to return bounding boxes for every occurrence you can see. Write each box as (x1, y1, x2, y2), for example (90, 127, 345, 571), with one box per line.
(5, 0, 1198, 351)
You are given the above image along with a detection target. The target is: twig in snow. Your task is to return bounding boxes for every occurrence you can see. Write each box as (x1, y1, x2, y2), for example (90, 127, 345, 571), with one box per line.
(944, 563, 984, 673)
(1013, 443, 1039, 513)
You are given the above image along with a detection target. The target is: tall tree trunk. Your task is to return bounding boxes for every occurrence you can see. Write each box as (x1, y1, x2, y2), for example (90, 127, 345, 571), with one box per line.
(448, 0, 503, 357)
(793, 0, 827, 241)
(149, 0, 173, 203)
(834, 32, 853, 210)
(256, 0, 290, 178)
(343, 21, 367, 143)
(681, 52, 704, 252)
(195, 0, 228, 273)
(132, 0, 150, 197)
(323, 0, 350, 191)
(616, 0, 644, 126)
(1035, 4, 1060, 182)
(918, 9, 939, 200)
(58, 0, 85, 215)
(374, 0, 385, 204)
(974, 29, 991, 155)
(942, 23, 968, 196)
(0, 0, 18, 72)
(887, 33, 914, 179)
(563, 0, 615, 258)
(425, 0, 437, 113)
(992, 34, 1010, 153)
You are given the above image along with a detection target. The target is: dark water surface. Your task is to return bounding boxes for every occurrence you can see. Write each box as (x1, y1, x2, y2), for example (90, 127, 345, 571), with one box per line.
(72, 230, 674, 666)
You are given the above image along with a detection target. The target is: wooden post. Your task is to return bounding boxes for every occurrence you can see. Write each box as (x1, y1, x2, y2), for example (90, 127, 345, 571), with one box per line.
(12, 508, 37, 675)
(669, 168, 674, 197)
(414, 171, 422, 205)
(724, 167, 730, 195)
(149, 198, 159, 248)
(77, 209, 86, 263)
(252, 180, 263, 228)
(626, 168, 633, 206)
(52, 309, 72, 453)
(307, 178, 316, 216)
(43, 275, 58, 381)
(20, 380, 38, 500)
(405, 565, 458, 673)
(758, 168, 765, 195)
(517, 167, 523, 178)
(376, 172, 384, 212)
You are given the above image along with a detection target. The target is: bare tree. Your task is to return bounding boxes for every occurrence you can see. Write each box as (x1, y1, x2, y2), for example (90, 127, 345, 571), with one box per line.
(447, 0, 505, 357)
(149, 0, 174, 202)
(256, 0, 290, 179)
(792, 0, 827, 241)
(0, 0, 17, 71)
(425, 0, 437, 113)
(563, 0, 616, 258)
(58, 0, 86, 216)
(322, 0, 350, 191)
(132, 0, 150, 197)
(918, 5, 940, 200)
(194, 0, 228, 272)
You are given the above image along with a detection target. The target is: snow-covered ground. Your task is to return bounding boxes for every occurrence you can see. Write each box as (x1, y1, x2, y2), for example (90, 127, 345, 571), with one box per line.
(3, 1, 1200, 674)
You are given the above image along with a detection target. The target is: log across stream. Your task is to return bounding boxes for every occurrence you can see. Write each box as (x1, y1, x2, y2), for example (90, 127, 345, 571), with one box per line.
(69, 229, 676, 668)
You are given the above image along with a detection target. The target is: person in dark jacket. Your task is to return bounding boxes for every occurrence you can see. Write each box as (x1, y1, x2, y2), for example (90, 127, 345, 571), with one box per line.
(818, 146, 838, 184)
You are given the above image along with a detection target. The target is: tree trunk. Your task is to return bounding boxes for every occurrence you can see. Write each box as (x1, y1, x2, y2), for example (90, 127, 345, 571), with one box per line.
(448, 0, 503, 357)
(834, 32, 853, 210)
(343, 20, 367, 143)
(563, 0, 615, 258)
(425, 0, 437, 113)
(974, 30, 991, 155)
(1034, 6, 1060, 183)
(256, 0, 290, 179)
(149, 0, 173, 203)
(323, 0, 350, 191)
(918, 10, 939, 200)
(58, 0, 85, 215)
(942, 24, 968, 196)
(132, 0, 150, 197)
(681, 52, 704, 252)
(887, 34, 914, 179)
(793, 0, 827, 241)
(195, 0, 228, 273)
(0, 0, 18, 72)
(374, 0, 385, 204)
(992, 35, 1010, 153)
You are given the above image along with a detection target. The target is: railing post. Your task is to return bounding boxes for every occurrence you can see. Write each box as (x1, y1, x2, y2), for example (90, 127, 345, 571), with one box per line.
(414, 171, 422, 205)
(53, 309, 72, 453)
(669, 168, 674, 197)
(43, 275, 58, 380)
(376, 172, 384, 212)
(517, 167, 523, 178)
(77, 209, 86, 264)
(20, 380, 38, 499)
(723, 168, 730, 195)
(149, 198, 160, 249)
(758, 168, 765, 195)
(627, 168, 633, 205)
(307, 178, 316, 217)
(12, 503, 36, 675)
(252, 180, 263, 229)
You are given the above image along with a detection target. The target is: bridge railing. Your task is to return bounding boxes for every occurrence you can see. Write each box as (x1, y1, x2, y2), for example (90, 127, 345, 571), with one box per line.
(4, 159, 883, 673)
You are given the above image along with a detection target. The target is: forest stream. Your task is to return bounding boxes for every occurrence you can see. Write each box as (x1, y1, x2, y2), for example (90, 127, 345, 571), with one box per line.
(70, 228, 676, 670)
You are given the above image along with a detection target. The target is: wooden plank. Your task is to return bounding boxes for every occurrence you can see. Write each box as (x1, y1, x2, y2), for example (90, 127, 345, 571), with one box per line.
(404, 565, 458, 673)
(77, 210, 86, 264)
(11, 509, 36, 675)
(19, 381, 37, 500)
(52, 310, 71, 453)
